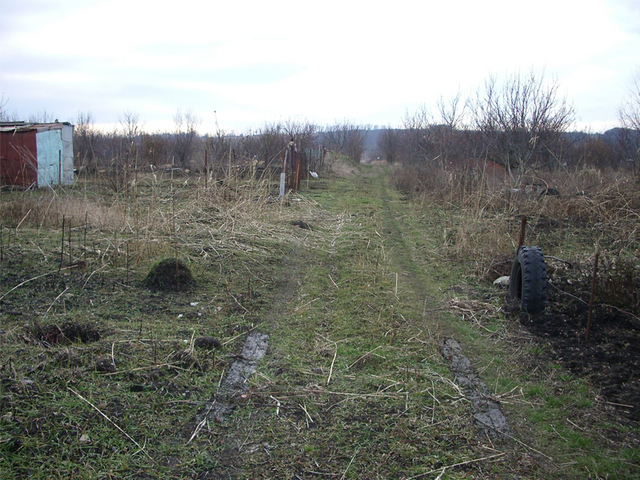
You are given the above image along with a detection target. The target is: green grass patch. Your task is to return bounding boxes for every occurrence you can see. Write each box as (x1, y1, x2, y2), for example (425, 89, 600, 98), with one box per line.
(1, 165, 639, 478)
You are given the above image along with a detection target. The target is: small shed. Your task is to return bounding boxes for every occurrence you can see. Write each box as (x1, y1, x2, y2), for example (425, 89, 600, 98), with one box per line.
(0, 121, 74, 188)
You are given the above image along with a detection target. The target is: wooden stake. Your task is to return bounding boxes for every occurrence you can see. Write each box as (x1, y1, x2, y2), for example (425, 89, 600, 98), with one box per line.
(518, 215, 527, 247)
(585, 252, 599, 342)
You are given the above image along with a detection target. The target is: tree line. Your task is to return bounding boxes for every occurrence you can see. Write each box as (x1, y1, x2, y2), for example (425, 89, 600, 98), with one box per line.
(375, 70, 640, 185)
(72, 111, 370, 179)
(3, 69, 639, 186)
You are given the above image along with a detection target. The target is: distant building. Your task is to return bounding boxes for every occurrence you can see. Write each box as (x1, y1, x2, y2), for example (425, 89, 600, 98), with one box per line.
(0, 121, 74, 188)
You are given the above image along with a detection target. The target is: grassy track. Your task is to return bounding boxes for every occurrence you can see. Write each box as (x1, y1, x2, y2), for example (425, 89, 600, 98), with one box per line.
(1, 163, 639, 478)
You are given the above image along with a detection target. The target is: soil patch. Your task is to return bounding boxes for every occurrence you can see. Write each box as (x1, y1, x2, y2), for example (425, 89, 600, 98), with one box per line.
(25, 321, 101, 345)
(291, 219, 313, 230)
(517, 275, 640, 421)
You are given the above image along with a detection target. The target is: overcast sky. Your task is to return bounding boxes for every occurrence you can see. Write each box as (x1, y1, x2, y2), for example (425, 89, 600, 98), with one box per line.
(1, 0, 639, 134)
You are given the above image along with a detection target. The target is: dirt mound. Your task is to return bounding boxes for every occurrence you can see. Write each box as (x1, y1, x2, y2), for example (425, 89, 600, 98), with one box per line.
(145, 258, 195, 291)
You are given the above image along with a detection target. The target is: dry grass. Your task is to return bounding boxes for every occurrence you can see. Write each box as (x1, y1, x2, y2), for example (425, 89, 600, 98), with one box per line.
(393, 162, 640, 290)
(2, 161, 639, 479)
(325, 152, 360, 177)
(0, 172, 332, 275)
(0, 193, 127, 230)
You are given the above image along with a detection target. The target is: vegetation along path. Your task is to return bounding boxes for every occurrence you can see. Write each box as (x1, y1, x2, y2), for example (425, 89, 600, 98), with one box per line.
(1, 162, 638, 479)
(196, 166, 640, 479)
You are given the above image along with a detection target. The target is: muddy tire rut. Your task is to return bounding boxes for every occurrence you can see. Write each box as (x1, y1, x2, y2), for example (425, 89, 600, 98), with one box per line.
(377, 178, 513, 440)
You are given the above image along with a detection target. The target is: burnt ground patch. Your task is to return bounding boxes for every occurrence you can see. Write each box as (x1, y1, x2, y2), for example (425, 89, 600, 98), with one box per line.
(516, 271, 640, 421)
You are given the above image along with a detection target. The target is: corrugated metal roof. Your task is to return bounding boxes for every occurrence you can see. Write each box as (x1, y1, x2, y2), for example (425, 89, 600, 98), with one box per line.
(0, 122, 73, 133)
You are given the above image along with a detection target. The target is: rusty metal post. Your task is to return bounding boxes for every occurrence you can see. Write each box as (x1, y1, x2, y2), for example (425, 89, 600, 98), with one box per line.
(585, 252, 600, 342)
(286, 142, 296, 191)
(294, 149, 301, 191)
(518, 216, 527, 247)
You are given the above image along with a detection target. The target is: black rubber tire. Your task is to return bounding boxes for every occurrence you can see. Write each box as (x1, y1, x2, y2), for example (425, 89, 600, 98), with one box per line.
(509, 246, 548, 314)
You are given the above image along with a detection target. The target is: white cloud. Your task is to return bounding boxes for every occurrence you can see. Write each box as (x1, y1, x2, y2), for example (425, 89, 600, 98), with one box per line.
(1, 0, 638, 133)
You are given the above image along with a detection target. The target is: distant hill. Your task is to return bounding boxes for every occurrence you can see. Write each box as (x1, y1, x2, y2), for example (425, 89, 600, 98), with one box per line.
(602, 127, 640, 145)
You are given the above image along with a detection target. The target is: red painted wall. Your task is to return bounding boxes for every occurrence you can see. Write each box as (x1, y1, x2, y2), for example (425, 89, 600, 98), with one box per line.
(0, 130, 38, 187)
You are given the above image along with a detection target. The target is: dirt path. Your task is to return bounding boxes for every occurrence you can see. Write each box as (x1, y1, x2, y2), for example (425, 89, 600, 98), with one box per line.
(377, 174, 512, 438)
(197, 169, 543, 479)
(4, 165, 638, 478)
(222, 166, 639, 479)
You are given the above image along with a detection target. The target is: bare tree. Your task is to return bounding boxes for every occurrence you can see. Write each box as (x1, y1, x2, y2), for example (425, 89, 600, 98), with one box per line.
(0, 94, 10, 121)
(74, 112, 98, 170)
(251, 122, 285, 167)
(433, 91, 467, 167)
(470, 70, 575, 184)
(323, 121, 369, 163)
(28, 110, 56, 123)
(401, 93, 468, 167)
(99, 111, 142, 192)
(376, 127, 402, 163)
(618, 68, 640, 179)
(119, 111, 142, 168)
(120, 111, 140, 143)
(172, 108, 201, 167)
(204, 119, 231, 179)
(141, 132, 171, 168)
(401, 105, 434, 165)
(283, 119, 318, 153)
